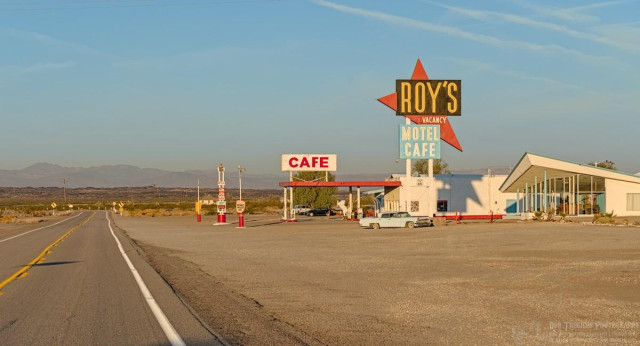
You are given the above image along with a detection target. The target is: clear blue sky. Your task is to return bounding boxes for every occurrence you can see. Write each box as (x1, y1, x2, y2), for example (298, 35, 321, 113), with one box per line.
(2, 0, 639, 175)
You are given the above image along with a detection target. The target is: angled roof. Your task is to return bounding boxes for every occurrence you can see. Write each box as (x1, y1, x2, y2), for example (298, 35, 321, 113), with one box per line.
(500, 153, 640, 192)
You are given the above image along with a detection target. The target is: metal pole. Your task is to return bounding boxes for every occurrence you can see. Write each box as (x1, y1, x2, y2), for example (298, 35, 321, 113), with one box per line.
(570, 176, 573, 215)
(576, 174, 580, 215)
(554, 178, 557, 211)
(543, 170, 547, 213)
(238, 165, 245, 201)
(283, 188, 287, 220)
(349, 186, 353, 220)
(289, 187, 294, 220)
(406, 118, 411, 179)
(61, 178, 67, 205)
(357, 186, 361, 219)
(429, 159, 434, 216)
(590, 176, 593, 214)
(533, 176, 538, 211)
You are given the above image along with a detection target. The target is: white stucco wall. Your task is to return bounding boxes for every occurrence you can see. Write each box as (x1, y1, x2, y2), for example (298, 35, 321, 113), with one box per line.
(605, 179, 640, 216)
(433, 174, 516, 216)
(383, 174, 516, 217)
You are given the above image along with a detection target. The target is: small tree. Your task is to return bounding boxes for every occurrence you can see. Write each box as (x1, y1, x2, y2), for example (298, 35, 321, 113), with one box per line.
(588, 160, 617, 170)
(412, 159, 451, 175)
(292, 171, 337, 208)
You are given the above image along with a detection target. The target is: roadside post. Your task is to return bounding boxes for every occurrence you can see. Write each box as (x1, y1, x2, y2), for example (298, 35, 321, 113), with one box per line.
(195, 201, 202, 223)
(196, 179, 201, 223)
(118, 202, 124, 215)
(236, 200, 246, 228)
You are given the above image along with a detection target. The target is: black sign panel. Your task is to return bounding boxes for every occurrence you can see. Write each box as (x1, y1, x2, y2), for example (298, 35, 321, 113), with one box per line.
(395, 80, 461, 116)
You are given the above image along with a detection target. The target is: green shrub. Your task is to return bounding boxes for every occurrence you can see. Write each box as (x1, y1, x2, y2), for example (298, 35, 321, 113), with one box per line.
(593, 211, 616, 224)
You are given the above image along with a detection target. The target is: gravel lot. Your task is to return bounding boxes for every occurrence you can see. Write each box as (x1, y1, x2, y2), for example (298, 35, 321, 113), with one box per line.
(112, 215, 640, 345)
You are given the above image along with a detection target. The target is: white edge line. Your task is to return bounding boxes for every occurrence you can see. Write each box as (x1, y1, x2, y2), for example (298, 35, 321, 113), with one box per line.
(0, 212, 84, 244)
(105, 211, 186, 346)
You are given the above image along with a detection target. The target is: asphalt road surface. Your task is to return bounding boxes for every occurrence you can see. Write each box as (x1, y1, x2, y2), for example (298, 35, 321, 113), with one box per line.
(0, 211, 221, 346)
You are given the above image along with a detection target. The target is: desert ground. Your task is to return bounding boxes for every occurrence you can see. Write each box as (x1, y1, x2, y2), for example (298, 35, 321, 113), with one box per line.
(107, 215, 640, 345)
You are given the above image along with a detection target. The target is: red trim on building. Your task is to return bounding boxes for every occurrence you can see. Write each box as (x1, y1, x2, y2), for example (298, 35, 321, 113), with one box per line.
(433, 214, 505, 220)
(279, 181, 402, 187)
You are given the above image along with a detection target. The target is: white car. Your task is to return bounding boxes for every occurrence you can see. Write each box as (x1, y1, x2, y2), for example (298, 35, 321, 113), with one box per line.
(293, 205, 310, 215)
(359, 212, 433, 229)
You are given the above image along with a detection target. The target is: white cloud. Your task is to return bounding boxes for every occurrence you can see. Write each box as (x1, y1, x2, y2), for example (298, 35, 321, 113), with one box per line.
(446, 57, 591, 92)
(512, 0, 634, 23)
(312, 0, 626, 66)
(594, 22, 640, 49)
(0, 27, 118, 59)
(22, 61, 76, 73)
(426, 1, 640, 52)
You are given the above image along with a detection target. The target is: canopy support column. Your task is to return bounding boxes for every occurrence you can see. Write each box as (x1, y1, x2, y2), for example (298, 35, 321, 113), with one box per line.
(534, 176, 538, 211)
(543, 170, 548, 213)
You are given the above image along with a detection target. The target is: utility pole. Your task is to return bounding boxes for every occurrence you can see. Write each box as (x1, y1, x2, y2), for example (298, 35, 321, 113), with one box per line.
(61, 178, 67, 204)
(152, 184, 157, 205)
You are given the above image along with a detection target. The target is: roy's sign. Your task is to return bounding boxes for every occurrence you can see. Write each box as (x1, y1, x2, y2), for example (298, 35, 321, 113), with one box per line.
(281, 154, 337, 172)
(396, 80, 461, 116)
(398, 124, 441, 159)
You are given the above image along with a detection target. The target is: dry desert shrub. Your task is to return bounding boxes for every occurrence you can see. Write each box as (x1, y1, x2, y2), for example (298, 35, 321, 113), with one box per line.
(1, 215, 16, 224)
(170, 210, 196, 217)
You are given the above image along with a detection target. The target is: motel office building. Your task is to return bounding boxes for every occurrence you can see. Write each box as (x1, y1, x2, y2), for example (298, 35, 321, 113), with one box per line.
(381, 153, 640, 218)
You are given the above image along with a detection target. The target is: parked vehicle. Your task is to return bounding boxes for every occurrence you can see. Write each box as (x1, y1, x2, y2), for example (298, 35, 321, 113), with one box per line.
(358, 212, 433, 229)
(308, 208, 336, 217)
(293, 205, 310, 215)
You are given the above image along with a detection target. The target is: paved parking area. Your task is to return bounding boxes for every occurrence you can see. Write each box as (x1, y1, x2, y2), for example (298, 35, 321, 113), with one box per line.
(114, 215, 640, 345)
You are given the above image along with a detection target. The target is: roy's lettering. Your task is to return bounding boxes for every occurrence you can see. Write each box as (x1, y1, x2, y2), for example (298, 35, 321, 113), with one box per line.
(396, 80, 461, 116)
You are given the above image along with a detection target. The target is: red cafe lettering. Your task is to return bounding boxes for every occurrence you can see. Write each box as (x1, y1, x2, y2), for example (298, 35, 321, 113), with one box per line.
(281, 154, 337, 172)
(288, 156, 329, 169)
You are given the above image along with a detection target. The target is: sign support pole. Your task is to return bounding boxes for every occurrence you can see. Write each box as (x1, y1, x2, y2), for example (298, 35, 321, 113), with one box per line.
(429, 158, 434, 217)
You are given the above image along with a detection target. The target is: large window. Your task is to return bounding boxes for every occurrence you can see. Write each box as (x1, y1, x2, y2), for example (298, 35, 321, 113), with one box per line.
(627, 193, 640, 211)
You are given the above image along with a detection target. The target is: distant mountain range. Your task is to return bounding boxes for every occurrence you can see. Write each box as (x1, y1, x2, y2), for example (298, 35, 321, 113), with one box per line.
(0, 163, 392, 189)
(0, 163, 282, 189)
(0, 163, 515, 189)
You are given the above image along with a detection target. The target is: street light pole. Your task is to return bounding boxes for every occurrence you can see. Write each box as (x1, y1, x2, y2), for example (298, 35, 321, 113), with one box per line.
(238, 165, 246, 201)
(237, 165, 246, 228)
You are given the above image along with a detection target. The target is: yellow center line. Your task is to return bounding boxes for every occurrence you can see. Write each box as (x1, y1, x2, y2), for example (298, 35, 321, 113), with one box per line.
(0, 211, 96, 296)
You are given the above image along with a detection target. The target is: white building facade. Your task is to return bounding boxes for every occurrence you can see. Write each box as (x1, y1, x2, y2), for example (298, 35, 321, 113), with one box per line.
(382, 173, 517, 219)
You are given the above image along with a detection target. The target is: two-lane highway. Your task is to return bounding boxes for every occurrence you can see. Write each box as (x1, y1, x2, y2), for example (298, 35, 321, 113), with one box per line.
(0, 211, 221, 345)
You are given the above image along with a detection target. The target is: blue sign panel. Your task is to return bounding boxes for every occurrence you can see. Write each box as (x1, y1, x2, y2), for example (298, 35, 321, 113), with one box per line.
(398, 124, 441, 159)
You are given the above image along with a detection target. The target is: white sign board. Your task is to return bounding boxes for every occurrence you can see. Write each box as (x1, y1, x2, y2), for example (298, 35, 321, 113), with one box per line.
(281, 154, 337, 172)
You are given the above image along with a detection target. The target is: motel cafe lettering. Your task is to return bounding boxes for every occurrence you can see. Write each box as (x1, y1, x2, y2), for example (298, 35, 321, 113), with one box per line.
(399, 124, 441, 159)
